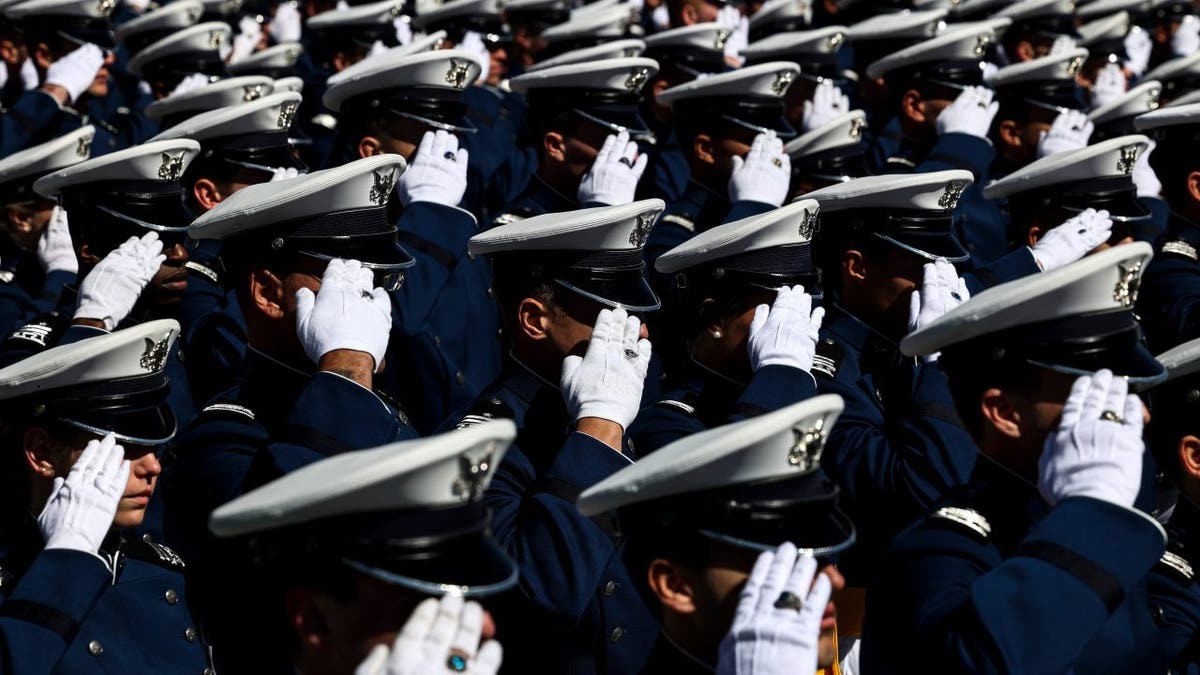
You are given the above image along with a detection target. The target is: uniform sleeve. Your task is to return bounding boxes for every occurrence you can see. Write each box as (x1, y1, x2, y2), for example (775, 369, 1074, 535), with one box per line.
(724, 200, 775, 224)
(1147, 563, 1200, 671)
(0, 91, 68, 156)
(483, 432, 630, 620)
(0, 549, 110, 675)
(866, 498, 1166, 674)
(914, 133, 995, 177)
(963, 246, 1039, 294)
(1137, 254, 1200, 351)
(392, 201, 479, 333)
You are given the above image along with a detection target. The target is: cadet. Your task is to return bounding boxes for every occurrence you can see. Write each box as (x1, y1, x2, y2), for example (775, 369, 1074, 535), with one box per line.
(1134, 103, 1200, 353)
(741, 26, 852, 135)
(1088, 79, 1164, 142)
(864, 243, 1170, 674)
(110, 0, 203, 119)
(144, 74, 276, 128)
(0, 320, 214, 674)
(208, 422, 520, 675)
(802, 170, 983, 585)
(783, 109, 870, 200)
(458, 200, 663, 675)
(496, 57, 659, 222)
(0, 125, 91, 333)
(167, 155, 418, 673)
(149, 90, 306, 402)
(126, 22, 230, 100)
(650, 62, 796, 274)
(536, 2, 632, 62)
(226, 41, 304, 80)
(580, 396, 856, 673)
(993, 0, 1080, 62)
(983, 135, 1150, 255)
(323, 48, 504, 433)
(503, 0, 569, 77)
(630, 200, 824, 453)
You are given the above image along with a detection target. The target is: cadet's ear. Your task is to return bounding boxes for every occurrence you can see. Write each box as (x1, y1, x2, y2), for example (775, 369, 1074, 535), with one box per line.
(22, 426, 60, 479)
(358, 136, 384, 159)
(1178, 435, 1200, 482)
(249, 268, 288, 320)
(651, 78, 669, 102)
(1187, 170, 1200, 205)
(78, 242, 101, 267)
(542, 131, 567, 164)
(1025, 224, 1043, 249)
(32, 42, 54, 71)
(285, 587, 330, 649)
(693, 133, 716, 166)
(1012, 40, 1036, 62)
(192, 178, 225, 212)
(900, 89, 926, 125)
(517, 297, 553, 342)
(842, 249, 868, 286)
(646, 558, 698, 615)
(3, 204, 35, 237)
(680, 1, 698, 25)
(996, 119, 1023, 152)
(980, 387, 1022, 440)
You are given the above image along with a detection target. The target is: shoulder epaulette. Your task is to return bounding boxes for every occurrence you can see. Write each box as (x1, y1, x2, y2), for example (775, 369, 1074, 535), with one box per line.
(656, 399, 697, 416)
(311, 114, 337, 130)
(1158, 549, 1195, 583)
(126, 534, 185, 571)
(200, 402, 256, 421)
(184, 261, 220, 285)
(661, 214, 696, 233)
(4, 312, 69, 352)
(457, 397, 515, 429)
(931, 505, 992, 540)
(812, 337, 843, 380)
(1162, 240, 1198, 262)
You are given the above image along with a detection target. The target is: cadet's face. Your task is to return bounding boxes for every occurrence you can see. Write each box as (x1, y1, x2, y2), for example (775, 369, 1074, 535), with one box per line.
(857, 246, 927, 338)
(544, 292, 650, 361)
(2, 200, 55, 251)
(691, 545, 845, 669)
(145, 242, 190, 305)
(86, 50, 115, 99)
(714, 128, 761, 180)
(487, 46, 508, 87)
(63, 440, 161, 529)
(559, 120, 613, 183)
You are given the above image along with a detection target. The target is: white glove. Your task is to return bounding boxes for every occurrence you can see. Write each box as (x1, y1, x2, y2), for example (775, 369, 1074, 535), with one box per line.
(1124, 26, 1153, 76)
(747, 285, 824, 374)
(717, 6, 749, 64)
(355, 596, 503, 675)
(1031, 208, 1113, 272)
(801, 80, 850, 133)
(394, 16, 412, 46)
(123, 0, 149, 11)
(229, 17, 262, 64)
(1038, 369, 1145, 509)
(1173, 15, 1200, 57)
(981, 62, 999, 84)
(651, 4, 669, 30)
(20, 57, 37, 90)
(74, 232, 165, 331)
(1037, 110, 1093, 158)
(716, 542, 832, 675)
(560, 307, 651, 431)
(168, 72, 210, 98)
(270, 166, 301, 182)
(38, 435, 130, 557)
(728, 132, 790, 208)
(907, 258, 969, 362)
(1133, 141, 1161, 198)
(936, 85, 999, 140)
(295, 258, 393, 370)
(38, 206, 77, 275)
(44, 44, 105, 104)
(269, 1, 303, 44)
(397, 130, 469, 207)
(460, 31, 490, 85)
(577, 131, 647, 206)
(1090, 63, 1126, 109)
(369, 40, 388, 57)
(1049, 35, 1077, 55)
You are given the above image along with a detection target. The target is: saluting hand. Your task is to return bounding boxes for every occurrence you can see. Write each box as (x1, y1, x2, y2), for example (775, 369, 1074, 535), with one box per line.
(728, 131, 790, 208)
(295, 258, 392, 373)
(561, 308, 652, 433)
(1030, 208, 1113, 272)
(355, 595, 502, 675)
(74, 231, 166, 331)
(577, 131, 647, 207)
(747, 285, 824, 376)
(38, 434, 130, 559)
(37, 206, 77, 275)
(397, 130, 469, 208)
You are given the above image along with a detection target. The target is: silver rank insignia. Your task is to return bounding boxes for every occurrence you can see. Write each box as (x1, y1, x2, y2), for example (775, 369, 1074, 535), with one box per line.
(97, 0, 116, 16)
(243, 84, 266, 102)
(389, 1, 404, 17)
(787, 418, 825, 470)
(629, 212, 654, 247)
(76, 135, 91, 158)
(1113, 261, 1142, 307)
(139, 336, 171, 372)
(208, 29, 225, 49)
(771, 70, 795, 96)
(158, 152, 186, 181)
(939, 180, 968, 210)
(370, 168, 397, 205)
(187, 5, 201, 20)
(1067, 55, 1084, 76)
(277, 99, 299, 128)
(1117, 145, 1140, 175)
(1147, 88, 1161, 111)
(973, 33, 991, 56)
(798, 208, 817, 239)
(452, 444, 496, 500)
(827, 32, 845, 51)
(221, 0, 239, 12)
(625, 67, 650, 92)
(714, 29, 731, 50)
(445, 59, 472, 88)
(848, 116, 865, 139)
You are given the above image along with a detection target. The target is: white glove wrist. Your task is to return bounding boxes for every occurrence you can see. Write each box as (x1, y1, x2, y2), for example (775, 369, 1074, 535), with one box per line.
(44, 44, 105, 104)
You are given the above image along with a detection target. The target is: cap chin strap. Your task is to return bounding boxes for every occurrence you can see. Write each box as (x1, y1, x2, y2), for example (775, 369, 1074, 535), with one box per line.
(572, 108, 657, 146)
(1059, 204, 1152, 224)
(386, 108, 478, 134)
(58, 417, 177, 447)
(698, 527, 857, 557)
(719, 113, 795, 139)
(96, 204, 191, 233)
(1024, 359, 1168, 389)
(552, 278, 662, 313)
(871, 232, 971, 264)
(341, 558, 519, 598)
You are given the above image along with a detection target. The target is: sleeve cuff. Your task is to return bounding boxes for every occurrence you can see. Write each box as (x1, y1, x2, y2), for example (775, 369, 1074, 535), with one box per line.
(544, 431, 633, 489)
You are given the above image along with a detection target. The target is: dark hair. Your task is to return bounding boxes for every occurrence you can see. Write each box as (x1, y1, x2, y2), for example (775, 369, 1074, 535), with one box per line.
(812, 218, 892, 298)
(490, 260, 563, 328)
(620, 508, 715, 611)
(1149, 129, 1199, 206)
(938, 347, 1041, 440)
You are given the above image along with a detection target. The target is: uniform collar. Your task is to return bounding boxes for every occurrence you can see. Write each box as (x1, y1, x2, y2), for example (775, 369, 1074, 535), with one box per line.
(681, 180, 733, 234)
(1167, 493, 1200, 553)
(647, 631, 715, 674)
(1168, 210, 1200, 236)
(503, 353, 556, 404)
(527, 174, 581, 213)
(821, 303, 898, 354)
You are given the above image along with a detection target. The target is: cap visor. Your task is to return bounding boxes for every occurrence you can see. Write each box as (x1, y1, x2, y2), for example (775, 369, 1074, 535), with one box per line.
(875, 231, 971, 263)
(62, 400, 177, 446)
(554, 274, 661, 313)
(344, 529, 518, 598)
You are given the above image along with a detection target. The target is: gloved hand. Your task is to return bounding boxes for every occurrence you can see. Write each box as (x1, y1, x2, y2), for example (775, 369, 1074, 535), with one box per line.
(936, 85, 999, 140)
(717, 6, 749, 65)
(747, 285, 824, 374)
(728, 132, 790, 208)
(397, 130, 469, 207)
(394, 16, 412, 46)
(907, 258, 969, 361)
(44, 44, 105, 104)
(1090, 62, 1126, 109)
(716, 542, 832, 675)
(369, 40, 388, 57)
(577, 131, 647, 206)
(168, 72, 210, 98)
(21, 57, 37, 90)
(801, 79, 850, 133)
(651, 4, 669, 31)
(1038, 369, 1145, 509)
(459, 31, 490, 85)
(228, 16, 262, 64)
(38, 435, 130, 558)
(38, 206, 77, 275)
(1037, 110, 1093, 158)
(74, 232, 165, 331)
(355, 595, 503, 675)
(560, 308, 651, 431)
(269, 0, 302, 43)
(295, 258, 392, 371)
(1133, 141, 1161, 198)
(270, 166, 301, 182)
(1049, 34, 1077, 55)
(1173, 14, 1200, 57)
(1031, 208, 1113, 271)
(1124, 27, 1153, 76)
(981, 62, 999, 84)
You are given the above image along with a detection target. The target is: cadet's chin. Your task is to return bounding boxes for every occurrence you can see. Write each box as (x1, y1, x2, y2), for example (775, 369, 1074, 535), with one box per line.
(113, 505, 147, 530)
